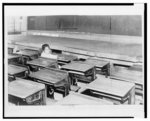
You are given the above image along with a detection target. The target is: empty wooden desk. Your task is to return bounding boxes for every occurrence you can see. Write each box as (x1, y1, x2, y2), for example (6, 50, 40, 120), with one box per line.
(80, 75, 135, 104)
(27, 57, 58, 69)
(8, 44, 15, 54)
(8, 47, 14, 54)
(14, 49, 39, 64)
(61, 62, 96, 84)
(57, 54, 77, 65)
(29, 68, 69, 97)
(15, 49, 39, 58)
(8, 64, 28, 79)
(8, 54, 21, 64)
(55, 92, 113, 105)
(110, 66, 143, 96)
(85, 58, 110, 77)
(8, 78, 46, 105)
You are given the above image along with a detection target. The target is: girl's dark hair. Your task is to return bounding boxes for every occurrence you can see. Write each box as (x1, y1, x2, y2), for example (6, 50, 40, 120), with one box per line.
(42, 44, 50, 51)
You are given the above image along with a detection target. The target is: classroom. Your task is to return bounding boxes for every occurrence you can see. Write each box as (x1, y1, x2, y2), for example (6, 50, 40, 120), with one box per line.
(5, 4, 145, 117)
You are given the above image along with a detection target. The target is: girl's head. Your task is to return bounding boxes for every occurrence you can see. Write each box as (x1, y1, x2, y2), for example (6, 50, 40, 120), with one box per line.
(42, 44, 51, 54)
(13, 45, 20, 53)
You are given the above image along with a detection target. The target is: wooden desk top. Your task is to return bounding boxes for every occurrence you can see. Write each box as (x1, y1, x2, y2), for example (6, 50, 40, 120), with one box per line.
(8, 64, 27, 75)
(9, 78, 45, 99)
(61, 62, 94, 73)
(85, 58, 109, 68)
(15, 49, 38, 56)
(57, 54, 77, 63)
(86, 75, 135, 98)
(27, 57, 57, 67)
(56, 92, 113, 105)
(29, 69, 67, 85)
(8, 54, 20, 60)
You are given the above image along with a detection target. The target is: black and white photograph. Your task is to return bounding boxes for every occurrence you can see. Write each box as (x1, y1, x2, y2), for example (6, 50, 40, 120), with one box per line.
(3, 3, 146, 118)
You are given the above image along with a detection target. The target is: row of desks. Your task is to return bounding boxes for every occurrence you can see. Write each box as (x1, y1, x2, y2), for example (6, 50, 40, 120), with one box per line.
(8, 48, 110, 83)
(8, 48, 78, 65)
(8, 65, 136, 105)
(8, 75, 135, 105)
(7, 48, 139, 105)
(8, 74, 135, 105)
(8, 78, 114, 105)
(8, 58, 109, 84)
(9, 52, 110, 74)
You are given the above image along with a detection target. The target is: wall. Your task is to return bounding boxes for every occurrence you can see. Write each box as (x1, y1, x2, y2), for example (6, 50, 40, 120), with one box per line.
(27, 15, 142, 36)
(7, 16, 27, 34)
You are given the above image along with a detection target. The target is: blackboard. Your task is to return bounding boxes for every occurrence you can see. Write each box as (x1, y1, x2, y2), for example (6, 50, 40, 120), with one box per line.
(27, 15, 142, 36)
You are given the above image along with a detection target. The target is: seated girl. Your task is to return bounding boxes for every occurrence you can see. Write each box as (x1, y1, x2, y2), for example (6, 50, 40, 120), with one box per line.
(41, 44, 60, 69)
(13, 45, 20, 53)
(41, 44, 58, 59)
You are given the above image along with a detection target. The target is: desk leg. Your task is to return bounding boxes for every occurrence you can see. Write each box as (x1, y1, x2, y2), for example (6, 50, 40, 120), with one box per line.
(108, 64, 110, 76)
(42, 89, 46, 105)
(17, 102, 20, 105)
(128, 86, 135, 104)
(92, 67, 96, 80)
(68, 76, 71, 90)
(40, 89, 46, 105)
(69, 73, 73, 85)
(94, 67, 96, 80)
(54, 63, 59, 69)
(45, 85, 47, 102)
(106, 64, 110, 77)
(69, 73, 77, 86)
(63, 86, 67, 97)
